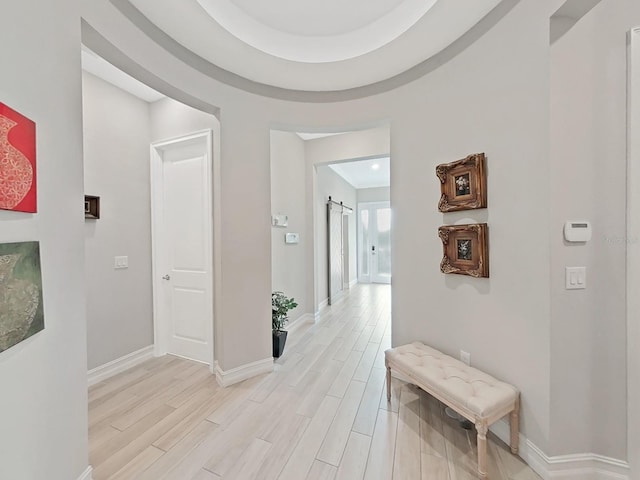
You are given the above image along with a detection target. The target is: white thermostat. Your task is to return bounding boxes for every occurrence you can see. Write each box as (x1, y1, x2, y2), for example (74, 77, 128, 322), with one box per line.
(564, 221, 592, 242)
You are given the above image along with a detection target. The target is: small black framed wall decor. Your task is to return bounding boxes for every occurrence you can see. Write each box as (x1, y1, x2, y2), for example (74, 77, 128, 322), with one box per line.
(84, 195, 100, 219)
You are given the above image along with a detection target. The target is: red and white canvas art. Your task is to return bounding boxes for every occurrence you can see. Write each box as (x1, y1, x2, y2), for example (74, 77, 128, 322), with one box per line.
(0, 102, 36, 213)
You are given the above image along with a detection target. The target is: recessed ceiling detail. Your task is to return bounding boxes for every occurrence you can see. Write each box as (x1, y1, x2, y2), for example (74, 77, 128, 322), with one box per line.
(124, 0, 504, 91)
(195, 0, 437, 63)
(81, 47, 165, 103)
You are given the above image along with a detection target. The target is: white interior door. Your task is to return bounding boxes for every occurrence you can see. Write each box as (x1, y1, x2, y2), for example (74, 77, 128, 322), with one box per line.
(342, 215, 350, 289)
(328, 201, 344, 305)
(151, 131, 213, 365)
(358, 202, 391, 284)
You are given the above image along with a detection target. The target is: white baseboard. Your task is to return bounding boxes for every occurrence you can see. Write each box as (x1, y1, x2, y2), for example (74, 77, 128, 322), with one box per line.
(315, 298, 329, 320)
(88, 345, 154, 386)
(391, 374, 629, 480)
(349, 279, 358, 288)
(544, 454, 630, 480)
(286, 313, 315, 332)
(490, 418, 629, 480)
(76, 466, 93, 480)
(214, 357, 273, 387)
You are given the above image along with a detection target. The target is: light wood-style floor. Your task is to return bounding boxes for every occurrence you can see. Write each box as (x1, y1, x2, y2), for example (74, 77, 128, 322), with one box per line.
(89, 284, 541, 480)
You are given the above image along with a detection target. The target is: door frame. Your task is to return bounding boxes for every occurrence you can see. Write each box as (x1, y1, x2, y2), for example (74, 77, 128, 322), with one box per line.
(150, 129, 214, 367)
(627, 25, 640, 478)
(358, 201, 391, 284)
(342, 214, 350, 289)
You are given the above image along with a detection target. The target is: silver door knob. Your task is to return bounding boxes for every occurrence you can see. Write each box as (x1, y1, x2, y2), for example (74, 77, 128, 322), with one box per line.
(162, 274, 171, 280)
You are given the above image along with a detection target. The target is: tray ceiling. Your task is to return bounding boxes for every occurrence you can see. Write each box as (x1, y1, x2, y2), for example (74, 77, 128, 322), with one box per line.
(125, 0, 503, 91)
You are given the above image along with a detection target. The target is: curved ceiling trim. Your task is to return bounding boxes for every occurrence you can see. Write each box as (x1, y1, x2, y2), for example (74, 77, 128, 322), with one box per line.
(127, 0, 503, 90)
(93, 0, 520, 103)
(195, 0, 438, 63)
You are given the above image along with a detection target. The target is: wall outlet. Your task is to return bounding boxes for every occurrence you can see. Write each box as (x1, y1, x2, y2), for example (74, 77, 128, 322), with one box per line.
(460, 350, 471, 365)
(114, 256, 128, 269)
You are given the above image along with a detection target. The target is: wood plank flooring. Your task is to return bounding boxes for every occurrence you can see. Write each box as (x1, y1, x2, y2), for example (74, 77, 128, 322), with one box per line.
(88, 284, 541, 480)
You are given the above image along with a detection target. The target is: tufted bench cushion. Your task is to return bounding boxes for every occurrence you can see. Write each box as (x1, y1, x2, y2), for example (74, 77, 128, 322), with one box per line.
(385, 342, 518, 418)
(385, 342, 520, 479)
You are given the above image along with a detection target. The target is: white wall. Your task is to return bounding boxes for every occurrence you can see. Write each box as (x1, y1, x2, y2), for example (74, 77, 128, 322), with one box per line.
(549, 0, 634, 459)
(315, 166, 358, 304)
(0, 1, 90, 479)
(270, 131, 308, 321)
(82, 0, 632, 457)
(83, 71, 154, 370)
(357, 187, 390, 203)
(305, 127, 391, 166)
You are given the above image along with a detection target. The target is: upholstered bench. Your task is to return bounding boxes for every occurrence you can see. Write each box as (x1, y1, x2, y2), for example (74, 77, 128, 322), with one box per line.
(385, 342, 520, 478)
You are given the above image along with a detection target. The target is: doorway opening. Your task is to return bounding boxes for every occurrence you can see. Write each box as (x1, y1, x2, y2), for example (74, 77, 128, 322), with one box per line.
(268, 126, 391, 350)
(82, 46, 220, 379)
(626, 25, 640, 479)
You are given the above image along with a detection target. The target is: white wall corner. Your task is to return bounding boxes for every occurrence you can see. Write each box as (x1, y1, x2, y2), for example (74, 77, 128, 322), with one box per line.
(315, 298, 329, 320)
(490, 418, 629, 480)
(76, 466, 93, 480)
(214, 357, 273, 388)
(88, 345, 154, 386)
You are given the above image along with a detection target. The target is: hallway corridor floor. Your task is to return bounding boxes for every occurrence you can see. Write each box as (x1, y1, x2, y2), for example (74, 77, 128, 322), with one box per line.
(88, 283, 540, 479)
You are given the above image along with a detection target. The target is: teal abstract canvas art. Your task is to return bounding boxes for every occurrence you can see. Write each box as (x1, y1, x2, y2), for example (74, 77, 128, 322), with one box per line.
(0, 241, 44, 353)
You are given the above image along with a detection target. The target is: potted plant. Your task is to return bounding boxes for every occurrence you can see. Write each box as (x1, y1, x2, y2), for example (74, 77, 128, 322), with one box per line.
(272, 291, 298, 358)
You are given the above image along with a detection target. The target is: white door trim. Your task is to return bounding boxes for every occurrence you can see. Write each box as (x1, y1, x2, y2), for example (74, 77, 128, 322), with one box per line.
(150, 129, 214, 367)
(357, 203, 371, 283)
(626, 25, 640, 479)
(358, 201, 391, 284)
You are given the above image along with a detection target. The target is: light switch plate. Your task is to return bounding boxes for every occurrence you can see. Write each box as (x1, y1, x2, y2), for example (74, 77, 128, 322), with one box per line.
(460, 350, 471, 366)
(565, 266, 586, 290)
(285, 233, 299, 244)
(114, 256, 128, 269)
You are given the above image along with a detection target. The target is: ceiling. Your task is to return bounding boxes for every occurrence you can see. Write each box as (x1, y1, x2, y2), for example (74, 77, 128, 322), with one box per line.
(328, 157, 390, 189)
(125, 0, 504, 91)
(552, 0, 602, 19)
(296, 132, 348, 141)
(81, 47, 164, 103)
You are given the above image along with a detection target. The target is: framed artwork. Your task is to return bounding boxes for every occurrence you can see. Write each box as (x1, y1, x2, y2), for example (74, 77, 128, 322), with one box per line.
(0, 241, 44, 353)
(0, 102, 36, 213)
(438, 223, 489, 278)
(436, 153, 486, 212)
(84, 195, 100, 219)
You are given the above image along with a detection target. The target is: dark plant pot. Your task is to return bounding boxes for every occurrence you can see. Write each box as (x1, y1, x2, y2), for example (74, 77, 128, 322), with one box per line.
(273, 330, 288, 358)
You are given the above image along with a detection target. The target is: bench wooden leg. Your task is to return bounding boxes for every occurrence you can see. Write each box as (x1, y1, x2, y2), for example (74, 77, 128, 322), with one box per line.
(386, 365, 391, 402)
(476, 422, 488, 478)
(510, 395, 520, 454)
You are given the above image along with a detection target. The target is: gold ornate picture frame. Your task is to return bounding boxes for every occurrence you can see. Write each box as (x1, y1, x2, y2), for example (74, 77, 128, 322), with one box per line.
(438, 223, 489, 278)
(436, 153, 487, 212)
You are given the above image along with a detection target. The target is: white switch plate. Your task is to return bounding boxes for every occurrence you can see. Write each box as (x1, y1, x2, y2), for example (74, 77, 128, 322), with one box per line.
(285, 232, 299, 244)
(114, 256, 128, 269)
(565, 266, 586, 290)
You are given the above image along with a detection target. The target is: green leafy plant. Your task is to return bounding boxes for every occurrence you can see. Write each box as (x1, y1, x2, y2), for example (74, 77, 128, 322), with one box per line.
(272, 291, 298, 333)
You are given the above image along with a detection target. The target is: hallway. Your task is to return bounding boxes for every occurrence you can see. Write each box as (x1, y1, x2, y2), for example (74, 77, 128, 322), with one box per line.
(88, 284, 539, 479)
